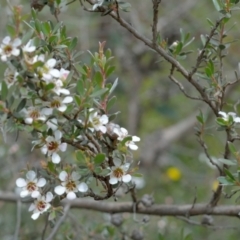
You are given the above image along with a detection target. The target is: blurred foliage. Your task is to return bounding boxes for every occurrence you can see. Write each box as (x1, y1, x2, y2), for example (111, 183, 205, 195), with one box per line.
(1, 0, 240, 239)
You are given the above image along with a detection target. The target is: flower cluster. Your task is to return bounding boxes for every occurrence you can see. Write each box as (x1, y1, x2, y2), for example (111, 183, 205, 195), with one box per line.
(217, 111, 240, 127)
(2, 27, 142, 222)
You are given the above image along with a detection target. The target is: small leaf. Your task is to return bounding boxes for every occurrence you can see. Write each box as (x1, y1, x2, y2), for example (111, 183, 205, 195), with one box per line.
(1, 81, 8, 101)
(212, 0, 222, 11)
(218, 158, 237, 166)
(90, 88, 108, 98)
(109, 78, 118, 95)
(218, 176, 234, 185)
(16, 98, 27, 112)
(93, 153, 106, 165)
(75, 150, 86, 164)
(228, 141, 237, 154)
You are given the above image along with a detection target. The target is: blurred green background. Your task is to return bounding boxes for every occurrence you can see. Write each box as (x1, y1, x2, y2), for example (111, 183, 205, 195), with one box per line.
(1, 0, 240, 239)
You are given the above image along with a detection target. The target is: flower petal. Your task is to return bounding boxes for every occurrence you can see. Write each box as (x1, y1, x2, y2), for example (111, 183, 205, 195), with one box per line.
(78, 182, 88, 192)
(31, 191, 40, 198)
(37, 178, 46, 187)
(26, 170, 36, 181)
(59, 142, 67, 152)
(52, 152, 61, 164)
(46, 192, 53, 202)
(16, 178, 27, 187)
(66, 191, 76, 200)
(71, 171, 80, 181)
(122, 174, 132, 183)
(109, 177, 118, 185)
(55, 185, 66, 195)
(20, 190, 30, 198)
(59, 171, 68, 181)
(31, 212, 40, 220)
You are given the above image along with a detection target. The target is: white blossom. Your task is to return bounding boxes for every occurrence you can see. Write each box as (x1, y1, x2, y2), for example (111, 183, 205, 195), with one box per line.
(22, 39, 36, 53)
(113, 127, 140, 150)
(28, 192, 53, 220)
(88, 109, 109, 133)
(4, 67, 19, 88)
(109, 158, 132, 185)
(23, 106, 47, 124)
(59, 68, 70, 82)
(41, 130, 67, 164)
(37, 55, 60, 82)
(16, 170, 46, 198)
(0, 36, 21, 61)
(218, 111, 240, 123)
(42, 96, 73, 115)
(52, 79, 70, 95)
(92, 0, 104, 10)
(54, 171, 88, 200)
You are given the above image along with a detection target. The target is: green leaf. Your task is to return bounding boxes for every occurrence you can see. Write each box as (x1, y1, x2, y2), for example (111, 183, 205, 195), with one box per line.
(16, 98, 27, 112)
(77, 79, 85, 96)
(74, 95, 81, 106)
(1, 81, 8, 101)
(69, 37, 78, 51)
(228, 141, 237, 154)
(90, 88, 108, 98)
(107, 96, 117, 111)
(93, 153, 106, 165)
(75, 150, 86, 164)
(218, 158, 237, 166)
(6, 24, 16, 37)
(212, 0, 222, 11)
(224, 168, 236, 181)
(218, 176, 234, 185)
(109, 78, 118, 95)
(106, 66, 115, 78)
(158, 233, 165, 240)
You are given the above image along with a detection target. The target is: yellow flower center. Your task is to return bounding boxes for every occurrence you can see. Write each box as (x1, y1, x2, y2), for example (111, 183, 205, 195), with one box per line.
(29, 110, 40, 119)
(27, 182, 37, 192)
(47, 141, 59, 151)
(66, 180, 76, 191)
(4, 45, 13, 54)
(113, 167, 124, 178)
(37, 200, 46, 211)
(50, 99, 61, 108)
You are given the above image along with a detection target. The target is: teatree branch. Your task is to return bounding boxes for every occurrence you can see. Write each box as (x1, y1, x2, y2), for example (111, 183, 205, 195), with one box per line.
(1, 192, 240, 217)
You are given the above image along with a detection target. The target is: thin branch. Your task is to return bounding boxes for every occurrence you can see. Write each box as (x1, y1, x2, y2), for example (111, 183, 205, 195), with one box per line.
(152, 0, 161, 46)
(2, 192, 240, 217)
(169, 66, 204, 101)
(45, 204, 71, 240)
(13, 199, 21, 240)
(176, 216, 238, 230)
(190, 18, 223, 77)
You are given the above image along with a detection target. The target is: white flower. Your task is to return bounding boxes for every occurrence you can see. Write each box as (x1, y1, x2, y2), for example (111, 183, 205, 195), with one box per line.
(42, 96, 73, 115)
(113, 127, 140, 150)
(109, 158, 132, 185)
(218, 111, 240, 123)
(131, 177, 145, 189)
(41, 130, 67, 164)
(52, 79, 70, 95)
(0, 36, 21, 61)
(4, 68, 19, 88)
(28, 192, 53, 220)
(22, 39, 36, 53)
(46, 118, 58, 131)
(88, 109, 109, 133)
(16, 170, 46, 198)
(37, 56, 60, 82)
(59, 68, 70, 82)
(54, 171, 88, 200)
(23, 106, 47, 124)
(93, 0, 104, 10)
